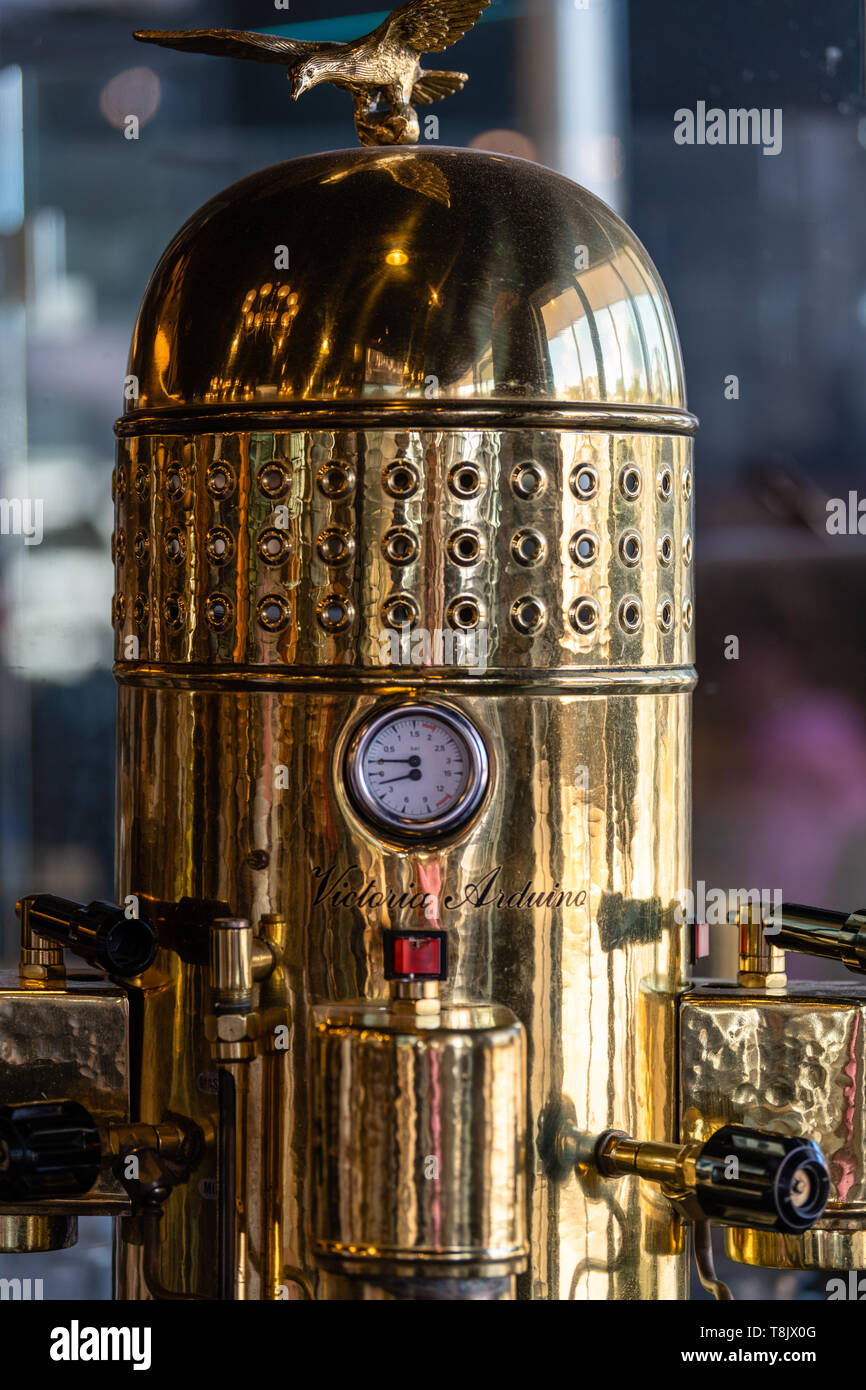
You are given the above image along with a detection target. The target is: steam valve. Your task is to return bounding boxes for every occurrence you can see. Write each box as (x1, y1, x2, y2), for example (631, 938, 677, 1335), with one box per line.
(20, 894, 157, 978)
(591, 1125, 830, 1234)
(0, 1100, 101, 1201)
(540, 1107, 830, 1235)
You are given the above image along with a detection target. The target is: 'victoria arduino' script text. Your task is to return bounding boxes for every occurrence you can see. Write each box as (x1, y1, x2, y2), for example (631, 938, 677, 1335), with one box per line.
(313, 864, 587, 913)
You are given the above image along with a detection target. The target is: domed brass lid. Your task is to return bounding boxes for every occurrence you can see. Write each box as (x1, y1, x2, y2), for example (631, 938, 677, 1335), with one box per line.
(123, 147, 694, 431)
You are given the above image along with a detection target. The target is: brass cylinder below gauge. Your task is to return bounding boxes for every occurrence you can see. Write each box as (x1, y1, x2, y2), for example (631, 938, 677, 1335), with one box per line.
(311, 1000, 528, 1288)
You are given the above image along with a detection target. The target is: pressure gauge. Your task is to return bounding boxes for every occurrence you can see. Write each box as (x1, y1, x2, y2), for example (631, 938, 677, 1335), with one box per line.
(344, 703, 489, 840)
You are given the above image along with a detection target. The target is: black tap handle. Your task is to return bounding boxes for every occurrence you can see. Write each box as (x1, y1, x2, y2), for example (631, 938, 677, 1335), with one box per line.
(766, 903, 866, 975)
(24, 894, 157, 977)
(0, 1100, 101, 1201)
(693, 1124, 830, 1234)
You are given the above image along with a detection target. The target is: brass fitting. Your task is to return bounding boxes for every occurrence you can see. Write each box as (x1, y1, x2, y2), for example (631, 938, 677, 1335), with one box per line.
(737, 903, 786, 988)
(16, 897, 65, 984)
(106, 1120, 199, 1166)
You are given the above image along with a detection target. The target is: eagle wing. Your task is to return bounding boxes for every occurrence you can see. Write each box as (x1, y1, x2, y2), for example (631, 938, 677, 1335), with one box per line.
(412, 70, 468, 105)
(376, 0, 491, 55)
(132, 29, 318, 65)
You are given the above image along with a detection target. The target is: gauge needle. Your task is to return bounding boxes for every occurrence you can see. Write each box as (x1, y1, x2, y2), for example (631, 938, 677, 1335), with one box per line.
(376, 769, 423, 785)
(375, 756, 421, 766)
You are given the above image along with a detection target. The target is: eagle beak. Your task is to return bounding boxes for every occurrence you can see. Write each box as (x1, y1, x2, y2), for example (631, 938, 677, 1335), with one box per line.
(291, 74, 308, 101)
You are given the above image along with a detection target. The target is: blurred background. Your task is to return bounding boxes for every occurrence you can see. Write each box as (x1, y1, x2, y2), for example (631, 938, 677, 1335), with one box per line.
(0, 0, 864, 1299)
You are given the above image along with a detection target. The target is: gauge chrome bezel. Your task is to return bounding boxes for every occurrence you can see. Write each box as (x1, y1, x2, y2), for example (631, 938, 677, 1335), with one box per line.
(343, 702, 490, 841)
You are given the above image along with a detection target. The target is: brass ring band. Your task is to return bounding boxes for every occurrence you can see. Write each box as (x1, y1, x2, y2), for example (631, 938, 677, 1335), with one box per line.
(115, 401, 700, 439)
(114, 661, 698, 696)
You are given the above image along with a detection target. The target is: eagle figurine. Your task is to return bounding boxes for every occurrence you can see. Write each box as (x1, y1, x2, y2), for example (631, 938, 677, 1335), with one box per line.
(134, 0, 490, 146)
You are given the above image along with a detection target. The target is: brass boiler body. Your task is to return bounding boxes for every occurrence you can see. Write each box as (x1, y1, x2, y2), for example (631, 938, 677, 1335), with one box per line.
(113, 148, 697, 1300)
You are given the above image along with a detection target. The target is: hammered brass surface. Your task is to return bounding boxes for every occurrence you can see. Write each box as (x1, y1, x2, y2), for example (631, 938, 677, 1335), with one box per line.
(681, 981, 866, 1271)
(311, 1000, 527, 1275)
(115, 671, 690, 1299)
(113, 429, 695, 673)
(123, 149, 688, 413)
(0, 973, 130, 1212)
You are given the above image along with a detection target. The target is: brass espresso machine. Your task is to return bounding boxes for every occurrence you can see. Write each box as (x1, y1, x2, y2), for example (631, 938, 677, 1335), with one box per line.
(2, 2, 865, 1301)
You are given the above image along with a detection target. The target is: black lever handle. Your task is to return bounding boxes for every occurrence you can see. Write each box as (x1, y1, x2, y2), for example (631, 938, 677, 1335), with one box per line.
(22, 894, 157, 977)
(765, 902, 866, 975)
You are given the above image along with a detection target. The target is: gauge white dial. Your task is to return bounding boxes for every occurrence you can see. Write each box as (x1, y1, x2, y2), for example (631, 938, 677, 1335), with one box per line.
(345, 704, 489, 837)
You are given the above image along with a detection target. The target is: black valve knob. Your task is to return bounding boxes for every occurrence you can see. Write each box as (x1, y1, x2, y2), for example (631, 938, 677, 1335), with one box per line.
(23, 894, 157, 977)
(766, 903, 866, 975)
(0, 1100, 101, 1201)
(693, 1124, 830, 1234)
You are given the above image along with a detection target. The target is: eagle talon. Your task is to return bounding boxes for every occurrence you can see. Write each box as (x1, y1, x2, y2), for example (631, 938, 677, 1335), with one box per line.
(356, 103, 421, 147)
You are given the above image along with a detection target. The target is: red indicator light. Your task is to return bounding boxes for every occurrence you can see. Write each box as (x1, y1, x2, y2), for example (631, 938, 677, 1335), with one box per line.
(392, 935, 441, 977)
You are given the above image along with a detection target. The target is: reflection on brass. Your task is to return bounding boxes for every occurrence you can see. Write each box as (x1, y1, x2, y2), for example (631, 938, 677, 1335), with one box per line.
(118, 149, 693, 416)
(134, 1, 491, 147)
(681, 982, 866, 1270)
(0, 1214, 78, 1254)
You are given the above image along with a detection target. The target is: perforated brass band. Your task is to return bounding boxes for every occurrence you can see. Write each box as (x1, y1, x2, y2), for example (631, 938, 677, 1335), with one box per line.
(113, 427, 696, 673)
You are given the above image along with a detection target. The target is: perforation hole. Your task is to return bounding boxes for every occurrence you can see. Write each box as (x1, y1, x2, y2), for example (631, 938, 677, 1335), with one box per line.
(619, 531, 641, 566)
(206, 594, 233, 631)
(511, 529, 546, 567)
(317, 594, 354, 634)
(206, 527, 234, 565)
(619, 465, 642, 500)
(619, 597, 643, 633)
(317, 462, 356, 499)
(381, 594, 420, 630)
(207, 462, 235, 500)
(511, 596, 546, 635)
(447, 529, 483, 566)
(448, 462, 486, 499)
(316, 527, 354, 568)
(657, 534, 674, 567)
(511, 462, 546, 500)
(447, 596, 482, 631)
(570, 464, 599, 501)
(569, 597, 599, 635)
(259, 529, 293, 566)
(382, 528, 419, 565)
(257, 595, 291, 632)
(258, 462, 291, 499)
(382, 461, 419, 498)
(569, 530, 598, 567)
